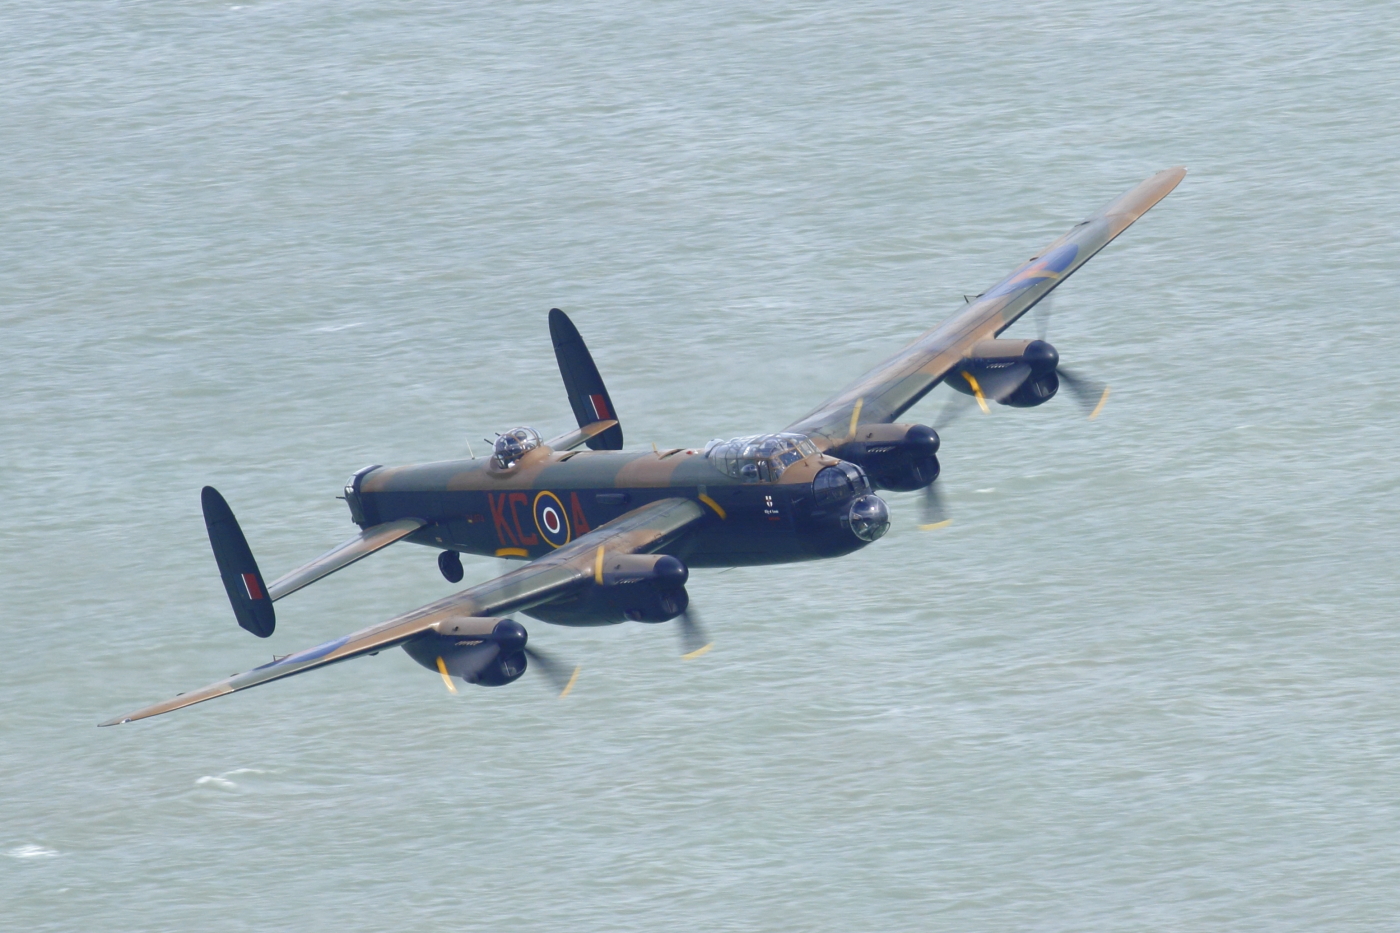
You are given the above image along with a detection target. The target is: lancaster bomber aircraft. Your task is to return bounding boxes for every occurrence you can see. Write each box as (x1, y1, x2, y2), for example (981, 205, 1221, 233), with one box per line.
(102, 167, 1185, 725)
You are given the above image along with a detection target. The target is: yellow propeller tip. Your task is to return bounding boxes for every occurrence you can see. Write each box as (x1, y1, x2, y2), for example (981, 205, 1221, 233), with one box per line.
(1088, 386, 1111, 420)
(435, 656, 459, 694)
(557, 665, 581, 698)
(682, 643, 714, 660)
(918, 520, 952, 531)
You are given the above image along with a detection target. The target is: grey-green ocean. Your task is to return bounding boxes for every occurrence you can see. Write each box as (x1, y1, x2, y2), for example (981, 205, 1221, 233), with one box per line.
(4, 2, 1399, 930)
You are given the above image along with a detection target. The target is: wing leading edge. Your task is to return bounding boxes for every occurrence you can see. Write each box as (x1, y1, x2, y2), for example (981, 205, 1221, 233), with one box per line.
(101, 497, 706, 725)
(786, 167, 1185, 443)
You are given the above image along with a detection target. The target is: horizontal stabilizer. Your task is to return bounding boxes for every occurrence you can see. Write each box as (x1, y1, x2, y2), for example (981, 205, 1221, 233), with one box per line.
(544, 419, 619, 452)
(201, 486, 276, 638)
(267, 517, 426, 601)
(549, 308, 624, 450)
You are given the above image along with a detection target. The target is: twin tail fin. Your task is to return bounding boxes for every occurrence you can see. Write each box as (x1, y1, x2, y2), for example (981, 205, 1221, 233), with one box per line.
(201, 486, 275, 638)
(549, 308, 623, 450)
(201, 487, 427, 639)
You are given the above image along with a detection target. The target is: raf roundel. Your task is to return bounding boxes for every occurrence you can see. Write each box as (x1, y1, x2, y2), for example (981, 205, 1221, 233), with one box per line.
(532, 491, 572, 548)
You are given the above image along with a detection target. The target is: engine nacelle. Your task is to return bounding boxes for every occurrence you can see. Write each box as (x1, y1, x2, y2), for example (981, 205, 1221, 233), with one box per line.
(1000, 370, 1059, 408)
(950, 338, 1059, 408)
(828, 423, 940, 492)
(402, 617, 529, 687)
(524, 554, 689, 626)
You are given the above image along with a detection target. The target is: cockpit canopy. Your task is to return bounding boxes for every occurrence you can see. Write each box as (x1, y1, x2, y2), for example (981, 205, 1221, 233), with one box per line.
(704, 433, 819, 482)
(493, 427, 541, 469)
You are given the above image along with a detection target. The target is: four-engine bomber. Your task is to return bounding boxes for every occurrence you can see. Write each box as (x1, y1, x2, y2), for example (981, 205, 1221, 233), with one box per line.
(102, 167, 1184, 725)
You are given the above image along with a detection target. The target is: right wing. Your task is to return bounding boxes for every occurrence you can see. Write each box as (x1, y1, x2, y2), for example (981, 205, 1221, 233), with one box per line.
(786, 168, 1185, 443)
(102, 497, 706, 725)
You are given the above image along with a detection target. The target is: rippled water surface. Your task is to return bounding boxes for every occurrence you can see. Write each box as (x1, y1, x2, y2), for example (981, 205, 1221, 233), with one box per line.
(4, 2, 1400, 930)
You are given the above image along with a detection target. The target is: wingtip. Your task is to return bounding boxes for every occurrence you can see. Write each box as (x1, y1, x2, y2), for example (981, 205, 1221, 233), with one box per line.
(1158, 166, 1188, 187)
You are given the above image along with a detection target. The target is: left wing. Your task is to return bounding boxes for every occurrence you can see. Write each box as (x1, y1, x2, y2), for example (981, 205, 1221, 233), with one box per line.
(101, 497, 706, 725)
(786, 168, 1185, 443)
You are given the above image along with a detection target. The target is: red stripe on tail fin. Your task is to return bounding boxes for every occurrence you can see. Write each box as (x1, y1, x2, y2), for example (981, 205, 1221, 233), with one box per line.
(242, 572, 265, 600)
(590, 394, 611, 420)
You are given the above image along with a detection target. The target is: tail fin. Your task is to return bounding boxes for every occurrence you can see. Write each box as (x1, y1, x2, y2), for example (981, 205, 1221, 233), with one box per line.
(549, 308, 624, 450)
(201, 486, 275, 638)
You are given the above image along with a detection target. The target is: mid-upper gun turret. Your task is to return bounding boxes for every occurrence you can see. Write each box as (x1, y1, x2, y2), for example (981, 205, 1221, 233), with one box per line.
(492, 427, 542, 469)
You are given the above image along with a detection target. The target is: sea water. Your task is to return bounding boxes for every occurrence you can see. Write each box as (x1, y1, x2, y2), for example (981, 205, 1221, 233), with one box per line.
(3, 2, 1399, 929)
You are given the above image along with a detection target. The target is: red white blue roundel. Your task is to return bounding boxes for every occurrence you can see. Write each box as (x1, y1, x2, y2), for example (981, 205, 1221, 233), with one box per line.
(533, 491, 571, 548)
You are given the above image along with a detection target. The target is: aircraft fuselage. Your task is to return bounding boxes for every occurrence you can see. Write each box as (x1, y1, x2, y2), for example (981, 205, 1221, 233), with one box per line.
(351, 444, 885, 568)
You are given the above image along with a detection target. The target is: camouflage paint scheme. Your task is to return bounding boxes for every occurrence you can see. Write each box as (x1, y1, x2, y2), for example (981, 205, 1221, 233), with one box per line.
(102, 168, 1184, 726)
(359, 440, 856, 569)
(789, 167, 1185, 442)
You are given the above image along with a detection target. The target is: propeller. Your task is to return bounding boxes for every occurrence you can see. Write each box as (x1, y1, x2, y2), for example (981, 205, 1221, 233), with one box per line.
(917, 480, 950, 531)
(434, 653, 473, 694)
(933, 391, 978, 432)
(678, 608, 712, 659)
(434, 638, 579, 698)
(916, 386, 974, 531)
(1033, 291, 1111, 419)
(1057, 367, 1111, 420)
(912, 288, 1108, 537)
(524, 644, 581, 697)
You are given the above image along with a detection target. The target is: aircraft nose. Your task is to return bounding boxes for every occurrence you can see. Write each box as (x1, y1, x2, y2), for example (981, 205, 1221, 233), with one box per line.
(847, 494, 890, 543)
